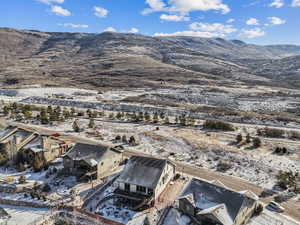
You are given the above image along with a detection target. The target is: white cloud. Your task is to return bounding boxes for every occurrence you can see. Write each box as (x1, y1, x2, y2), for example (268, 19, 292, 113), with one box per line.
(246, 18, 259, 26)
(104, 27, 117, 32)
(51, 5, 71, 16)
(240, 28, 265, 38)
(292, 0, 300, 6)
(142, 0, 166, 14)
(37, 0, 64, 5)
(269, 0, 284, 8)
(160, 14, 190, 22)
(155, 21, 237, 38)
(227, 18, 235, 23)
(60, 23, 89, 29)
(128, 28, 139, 33)
(268, 16, 286, 25)
(94, 6, 109, 18)
(189, 22, 237, 35)
(143, 0, 230, 15)
(154, 30, 225, 38)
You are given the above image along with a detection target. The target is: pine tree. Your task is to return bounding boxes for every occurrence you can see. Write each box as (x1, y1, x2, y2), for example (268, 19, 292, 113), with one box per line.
(153, 113, 159, 123)
(246, 133, 251, 143)
(236, 134, 243, 143)
(109, 113, 115, 120)
(122, 135, 127, 143)
(3, 106, 9, 116)
(144, 112, 150, 121)
(88, 118, 95, 128)
(116, 112, 122, 120)
(47, 106, 53, 114)
(72, 120, 80, 132)
(18, 175, 27, 184)
(164, 116, 170, 124)
(86, 109, 92, 118)
(253, 137, 262, 148)
(70, 108, 76, 117)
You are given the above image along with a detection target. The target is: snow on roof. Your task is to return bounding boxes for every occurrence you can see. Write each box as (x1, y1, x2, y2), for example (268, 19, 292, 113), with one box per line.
(178, 193, 195, 206)
(238, 190, 259, 201)
(0, 126, 18, 141)
(65, 143, 113, 166)
(210, 180, 228, 189)
(4, 128, 33, 142)
(181, 178, 254, 223)
(117, 156, 170, 189)
(197, 204, 233, 225)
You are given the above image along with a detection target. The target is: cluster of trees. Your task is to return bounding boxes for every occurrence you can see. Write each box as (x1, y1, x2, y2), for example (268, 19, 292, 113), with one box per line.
(273, 147, 288, 155)
(257, 127, 300, 140)
(115, 135, 136, 145)
(2, 101, 200, 128)
(2, 102, 35, 120)
(107, 111, 197, 126)
(257, 127, 285, 138)
(216, 162, 233, 172)
(203, 120, 235, 131)
(276, 170, 300, 193)
(236, 133, 262, 148)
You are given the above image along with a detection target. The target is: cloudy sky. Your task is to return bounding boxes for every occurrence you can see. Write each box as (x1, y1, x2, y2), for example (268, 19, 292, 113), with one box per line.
(1, 0, 299, 44)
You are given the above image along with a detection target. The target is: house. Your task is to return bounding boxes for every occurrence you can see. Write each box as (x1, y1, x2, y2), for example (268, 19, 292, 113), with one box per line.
(19, 135, 71, 170)
(0, 126, 37, 163)
(114, 156, 176, 209)
(63, 143, 123, 180)
(0, 207, 10, 225)
(177, 178, 258, 225)
(0, 126, 72, 169)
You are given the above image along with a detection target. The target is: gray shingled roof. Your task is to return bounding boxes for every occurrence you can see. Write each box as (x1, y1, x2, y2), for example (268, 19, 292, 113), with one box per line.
(0, 207, 10, 219)
(4, 128, 33, 142)
(0, 126, 17, 141)
(181, 178, 254, 222)
(117, 156, 169, 189)
(65, 143, 111, 166)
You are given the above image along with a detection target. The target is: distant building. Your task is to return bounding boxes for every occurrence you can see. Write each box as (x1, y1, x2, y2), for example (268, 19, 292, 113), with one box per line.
(0, 126, 37, 163)
(20, 135, 71, 169)
(114, 156, 175, 209)
(0, 126, 71, 169)
(63, 143, 123, 180)
(177, 178, 258, 225)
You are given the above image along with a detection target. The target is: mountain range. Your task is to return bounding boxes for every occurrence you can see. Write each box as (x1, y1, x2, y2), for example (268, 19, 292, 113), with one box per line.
(0, 27, 300, 89)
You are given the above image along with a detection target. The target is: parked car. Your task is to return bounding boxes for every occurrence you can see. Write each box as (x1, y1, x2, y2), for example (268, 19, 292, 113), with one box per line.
(266, 201, 285, 213)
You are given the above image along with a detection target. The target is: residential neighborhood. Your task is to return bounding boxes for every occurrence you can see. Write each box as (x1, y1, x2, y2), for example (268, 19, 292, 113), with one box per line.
(0, 117, 298, 225)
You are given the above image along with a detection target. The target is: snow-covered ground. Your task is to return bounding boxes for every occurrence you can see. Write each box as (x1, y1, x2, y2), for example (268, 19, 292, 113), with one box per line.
(0, 204, 49, 225)
(7, 115, 299, 190)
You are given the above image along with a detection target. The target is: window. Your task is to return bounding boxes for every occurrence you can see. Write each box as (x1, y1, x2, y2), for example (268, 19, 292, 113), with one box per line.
(148, 188, 154, 195)
(137, 185, 146, 193)
(125, 183, 130, 192)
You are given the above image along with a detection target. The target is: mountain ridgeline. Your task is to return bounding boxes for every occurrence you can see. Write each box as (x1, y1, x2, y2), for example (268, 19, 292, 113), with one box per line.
(0, 27, 300, 89)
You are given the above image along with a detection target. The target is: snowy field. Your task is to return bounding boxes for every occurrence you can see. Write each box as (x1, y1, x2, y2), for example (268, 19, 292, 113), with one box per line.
(0, 205, 49, 225)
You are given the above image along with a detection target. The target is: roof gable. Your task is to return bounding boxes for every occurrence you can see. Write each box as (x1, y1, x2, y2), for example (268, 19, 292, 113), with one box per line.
(181, 178, 247, 222)
(65, 143, 112, 164)
(117, 156, 169, 189)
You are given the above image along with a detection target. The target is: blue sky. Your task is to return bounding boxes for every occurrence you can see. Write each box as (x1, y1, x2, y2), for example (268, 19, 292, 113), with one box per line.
(1, 0, 299, 45)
